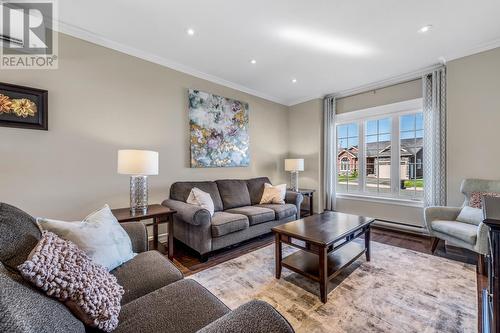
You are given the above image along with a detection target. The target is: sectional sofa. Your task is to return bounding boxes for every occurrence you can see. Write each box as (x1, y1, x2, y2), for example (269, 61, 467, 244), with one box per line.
(0, 203, 294, 333)
(162, 177, 304, 259)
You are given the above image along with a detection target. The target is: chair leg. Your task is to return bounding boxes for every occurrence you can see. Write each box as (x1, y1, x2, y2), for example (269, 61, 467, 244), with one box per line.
(430, 237, 440, 254)
(478, 254, 487, 276)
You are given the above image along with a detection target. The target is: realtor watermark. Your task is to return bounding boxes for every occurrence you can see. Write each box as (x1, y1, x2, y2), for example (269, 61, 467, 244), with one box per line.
(1, 0, 58, 69)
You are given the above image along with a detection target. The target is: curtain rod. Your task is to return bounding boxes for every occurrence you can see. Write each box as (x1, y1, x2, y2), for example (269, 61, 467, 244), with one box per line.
(325, 63, 445, 100)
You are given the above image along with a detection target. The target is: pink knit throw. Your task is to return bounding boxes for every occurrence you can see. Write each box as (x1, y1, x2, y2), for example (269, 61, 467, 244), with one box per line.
(18, 231, 124, 332)
(469, 191, 500, 209)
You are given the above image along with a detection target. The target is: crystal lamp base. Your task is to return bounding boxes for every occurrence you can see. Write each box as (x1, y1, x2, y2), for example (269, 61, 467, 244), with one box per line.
(130, 175, 148, 214)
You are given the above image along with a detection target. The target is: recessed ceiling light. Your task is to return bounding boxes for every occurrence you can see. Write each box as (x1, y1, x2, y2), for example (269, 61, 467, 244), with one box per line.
(418, 25, 433, 33)
(250, 59, 257, 64)
(187, 28, 195, 36)
(292, 78, 297, 83)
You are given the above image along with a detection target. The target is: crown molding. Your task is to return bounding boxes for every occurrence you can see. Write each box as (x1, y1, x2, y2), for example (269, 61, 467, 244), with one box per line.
(443, 37, 500, 63)
(54, 20, 288, 106)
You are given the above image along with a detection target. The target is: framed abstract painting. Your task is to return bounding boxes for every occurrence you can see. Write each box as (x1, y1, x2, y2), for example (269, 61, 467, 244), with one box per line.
(189, 89, 250, 168)
(0, 82, 48, 130)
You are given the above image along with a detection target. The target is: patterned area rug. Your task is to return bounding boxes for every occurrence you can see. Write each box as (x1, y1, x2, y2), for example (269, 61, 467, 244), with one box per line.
(190, 241, 477, 333)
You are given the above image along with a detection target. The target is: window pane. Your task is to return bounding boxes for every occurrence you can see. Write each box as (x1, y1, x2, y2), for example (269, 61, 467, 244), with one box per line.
(379, 118, 391, 134)
(364, 117, 391, 194)
(400, 114, 415, 131)
(416, 113, 423, 130)
(366, 120, 377, 135)
(337, 122, 358, 193)
(378, 159, 391, 193)
(399, 112, 424, 199)
(337, 125, 348, 138)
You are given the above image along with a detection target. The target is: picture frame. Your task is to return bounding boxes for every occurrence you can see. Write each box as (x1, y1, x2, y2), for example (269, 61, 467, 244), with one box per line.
(0, 82, 48, 130)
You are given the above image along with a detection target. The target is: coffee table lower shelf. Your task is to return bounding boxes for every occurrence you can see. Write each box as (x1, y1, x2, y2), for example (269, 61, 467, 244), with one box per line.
(281, 242, 366, 282)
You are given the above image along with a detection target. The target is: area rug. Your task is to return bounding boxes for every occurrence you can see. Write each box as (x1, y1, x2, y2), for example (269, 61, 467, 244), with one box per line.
(189, 241, 477, 333)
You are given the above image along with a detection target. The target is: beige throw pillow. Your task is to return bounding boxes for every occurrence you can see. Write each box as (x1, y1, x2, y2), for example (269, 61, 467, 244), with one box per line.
(187, 187, 215, 216)
(260, 183, 287, 204)
(456, 206, 483, 225)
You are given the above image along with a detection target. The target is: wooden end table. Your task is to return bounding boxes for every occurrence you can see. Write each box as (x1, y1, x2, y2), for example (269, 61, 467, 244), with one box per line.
(297, 189, 315, 217)
(112, 204, 176, 259)
(272, 211, 374, 303)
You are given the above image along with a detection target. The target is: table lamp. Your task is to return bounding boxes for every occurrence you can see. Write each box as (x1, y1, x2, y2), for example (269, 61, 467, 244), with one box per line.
(285, 158, 304, 191)
(118, 149, 159, 214)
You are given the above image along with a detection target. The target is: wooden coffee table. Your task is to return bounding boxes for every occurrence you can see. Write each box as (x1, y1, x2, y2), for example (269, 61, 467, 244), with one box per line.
(272, 211, 374, 303)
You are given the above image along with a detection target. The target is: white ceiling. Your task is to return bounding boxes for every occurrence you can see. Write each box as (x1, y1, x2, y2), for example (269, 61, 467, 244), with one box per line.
(58, 0, 500, 105)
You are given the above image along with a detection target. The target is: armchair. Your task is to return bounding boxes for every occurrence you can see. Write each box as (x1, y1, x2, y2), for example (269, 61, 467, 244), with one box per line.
(424, 179, 500, 273)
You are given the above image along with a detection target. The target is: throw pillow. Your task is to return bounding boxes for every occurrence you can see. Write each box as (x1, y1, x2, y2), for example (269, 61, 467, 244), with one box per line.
(456, 206, 484, 225)
(18, 231, 124, 332)
(469, 191, 500, 209)
(260, 183, 287, 204)
(37, 204, 136, 271)
(186, 187, 215, 216)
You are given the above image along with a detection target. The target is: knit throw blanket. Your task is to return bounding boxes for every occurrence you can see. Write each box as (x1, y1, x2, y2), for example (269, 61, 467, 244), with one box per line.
(18, 231, 124, 332)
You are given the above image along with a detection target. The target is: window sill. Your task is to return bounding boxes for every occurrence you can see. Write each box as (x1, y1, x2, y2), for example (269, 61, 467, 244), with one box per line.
(336, 193, 424, 208)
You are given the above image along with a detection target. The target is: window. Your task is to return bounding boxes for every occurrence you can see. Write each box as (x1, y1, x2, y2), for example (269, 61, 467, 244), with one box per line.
(335, 99, 424, 201)
(399, 113, 424, 198)
(365, 117, 391, 194)
(336, 123, 359, 192)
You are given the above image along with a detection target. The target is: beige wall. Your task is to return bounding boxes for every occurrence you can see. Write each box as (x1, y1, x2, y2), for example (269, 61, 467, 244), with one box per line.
(447, 47, 500, 206)
(0, 33, 289, 221)
(288, 99, 323, 213)
(336, 79, 422, 114)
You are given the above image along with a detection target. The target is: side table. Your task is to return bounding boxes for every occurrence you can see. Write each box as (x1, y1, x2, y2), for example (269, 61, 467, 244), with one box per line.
(297, 189, 315, 217)
(112, 204, 176, 259)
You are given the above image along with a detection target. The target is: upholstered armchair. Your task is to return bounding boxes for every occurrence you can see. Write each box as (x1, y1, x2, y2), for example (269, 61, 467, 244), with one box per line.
(424, 179, 500, 271)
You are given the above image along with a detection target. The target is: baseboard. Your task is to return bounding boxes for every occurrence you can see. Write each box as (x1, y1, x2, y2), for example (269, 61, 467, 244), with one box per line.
(373, 219, 429, 236)
(148, 233, 168, 243)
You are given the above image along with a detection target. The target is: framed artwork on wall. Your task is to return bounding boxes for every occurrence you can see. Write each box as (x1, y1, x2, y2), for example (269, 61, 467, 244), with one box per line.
(0, 82, 48, 130)
(189, 89, 250, 168)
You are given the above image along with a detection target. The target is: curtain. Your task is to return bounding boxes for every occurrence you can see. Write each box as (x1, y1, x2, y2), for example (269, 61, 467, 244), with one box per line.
(423, 67, 447, 207)
(323, 95, 336, 211)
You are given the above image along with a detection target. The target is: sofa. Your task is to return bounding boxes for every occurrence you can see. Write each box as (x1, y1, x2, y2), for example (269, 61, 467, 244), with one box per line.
(162, 177, 303, 259)
(0, 203, 294, 333)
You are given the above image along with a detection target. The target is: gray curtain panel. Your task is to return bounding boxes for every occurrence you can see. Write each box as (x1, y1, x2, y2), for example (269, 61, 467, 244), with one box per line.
(423, 67, 447, 207)
(323, 95, 337, 211)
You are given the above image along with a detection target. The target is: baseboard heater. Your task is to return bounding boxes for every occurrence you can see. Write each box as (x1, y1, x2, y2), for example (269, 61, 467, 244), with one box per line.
(372, 219, 428, 235)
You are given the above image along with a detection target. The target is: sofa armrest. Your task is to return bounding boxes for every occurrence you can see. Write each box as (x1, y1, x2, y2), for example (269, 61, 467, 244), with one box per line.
(285, 191, 304, 219)
(162, 199, 211, 226)
(121, 222, 148, 253)
(197, 300, 294, 333)
(476, 222, 489, 255)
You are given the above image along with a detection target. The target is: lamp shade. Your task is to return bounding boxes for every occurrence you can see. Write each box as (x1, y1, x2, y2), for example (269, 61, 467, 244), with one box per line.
(284, 158, 304, 172)
(117, 150, 159, 175)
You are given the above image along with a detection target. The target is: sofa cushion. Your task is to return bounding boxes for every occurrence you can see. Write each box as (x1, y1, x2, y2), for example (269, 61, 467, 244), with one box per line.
(114, 279, 230, 333)
(216, 179, 252, 210)
(431, 220, 478, 245)
(226, 206, 276, 226)
(111, 251, 183, 305)
(170, 181, 224, 211)
(256, 204, 297, 220)
(211, 212, 249, 237)
(246, 177, 271, 205)
(0, 203, 41, 270)
(0, 262, 85, 333)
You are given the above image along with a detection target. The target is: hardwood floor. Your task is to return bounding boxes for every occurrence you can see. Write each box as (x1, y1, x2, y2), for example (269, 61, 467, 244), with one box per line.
(154, 225, 486, 331)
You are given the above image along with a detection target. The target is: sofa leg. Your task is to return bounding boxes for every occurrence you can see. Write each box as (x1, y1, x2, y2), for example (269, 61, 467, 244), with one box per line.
(430, 237, 440, 254)
(199, 253, 209, 263)
(478, 254, 487, 276)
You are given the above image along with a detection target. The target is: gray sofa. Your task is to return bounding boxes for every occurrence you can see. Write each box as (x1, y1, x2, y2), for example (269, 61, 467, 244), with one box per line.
(0, 203, 294, 333)
(162, 177, 303, 259)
